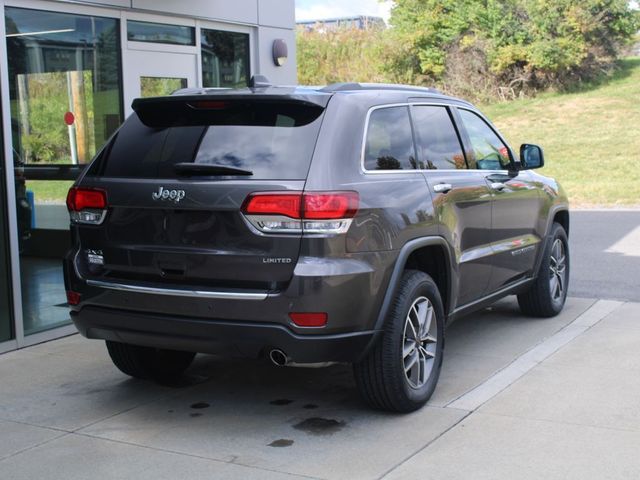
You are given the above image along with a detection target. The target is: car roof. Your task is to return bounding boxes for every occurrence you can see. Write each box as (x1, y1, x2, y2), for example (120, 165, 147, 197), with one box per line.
(170, 81, 473, 108)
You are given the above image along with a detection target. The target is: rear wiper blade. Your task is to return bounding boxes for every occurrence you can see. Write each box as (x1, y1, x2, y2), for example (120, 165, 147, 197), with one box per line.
(173, 163, 253, 176)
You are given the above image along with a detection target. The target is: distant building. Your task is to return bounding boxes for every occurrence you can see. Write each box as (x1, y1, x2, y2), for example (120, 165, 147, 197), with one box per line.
(297, 16, 386, 32)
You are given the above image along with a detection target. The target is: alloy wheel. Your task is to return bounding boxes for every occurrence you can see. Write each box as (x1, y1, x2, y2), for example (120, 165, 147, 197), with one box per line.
(549, 238, 567, 301)
(402, 296, 438, 389)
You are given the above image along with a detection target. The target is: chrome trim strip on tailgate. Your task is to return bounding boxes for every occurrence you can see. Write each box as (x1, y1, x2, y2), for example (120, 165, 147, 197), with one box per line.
(85, 279, 268, 301)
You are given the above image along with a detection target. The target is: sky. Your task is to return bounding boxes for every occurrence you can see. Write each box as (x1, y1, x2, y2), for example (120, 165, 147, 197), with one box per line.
(295, 0, 393, 22)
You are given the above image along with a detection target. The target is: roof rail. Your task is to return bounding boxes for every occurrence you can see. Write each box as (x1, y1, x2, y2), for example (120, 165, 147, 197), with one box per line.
(320, 82, 442, 95)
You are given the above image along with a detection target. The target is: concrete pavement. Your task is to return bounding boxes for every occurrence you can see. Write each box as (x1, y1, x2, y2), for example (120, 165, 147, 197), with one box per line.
(1, 297, 638, 479)
(570, 211, 640, 302)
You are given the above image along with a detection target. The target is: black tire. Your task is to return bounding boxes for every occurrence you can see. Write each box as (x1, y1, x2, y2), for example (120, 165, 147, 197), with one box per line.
(105, 341, 196, 383)
(518, 222, 569, 317)
(353, 270, 445, 413)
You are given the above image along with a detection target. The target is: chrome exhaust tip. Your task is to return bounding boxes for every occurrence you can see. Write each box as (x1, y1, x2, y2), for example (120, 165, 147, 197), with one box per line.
(269, 349, 289, 367)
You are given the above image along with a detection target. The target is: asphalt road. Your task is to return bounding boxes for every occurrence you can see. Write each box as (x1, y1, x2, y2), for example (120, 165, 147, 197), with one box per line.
(569, 210, 640, 302)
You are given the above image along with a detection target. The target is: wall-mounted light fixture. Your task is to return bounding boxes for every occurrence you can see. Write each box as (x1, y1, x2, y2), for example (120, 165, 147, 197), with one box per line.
(272, 39, 288, 67)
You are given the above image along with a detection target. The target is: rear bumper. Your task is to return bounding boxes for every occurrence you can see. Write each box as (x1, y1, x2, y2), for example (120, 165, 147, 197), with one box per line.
(71, 306, 377, 363)
(65, 249, 397, 362)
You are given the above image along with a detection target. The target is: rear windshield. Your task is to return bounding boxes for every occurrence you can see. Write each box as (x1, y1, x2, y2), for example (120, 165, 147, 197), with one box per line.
(86, 101, 325, 180)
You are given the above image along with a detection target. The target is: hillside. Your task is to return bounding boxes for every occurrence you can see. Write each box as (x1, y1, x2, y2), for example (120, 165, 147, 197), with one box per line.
(482, 57, 640, 207)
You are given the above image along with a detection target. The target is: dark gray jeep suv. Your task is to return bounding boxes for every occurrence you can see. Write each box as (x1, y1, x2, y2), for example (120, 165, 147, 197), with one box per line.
(64, 79, 569, 412)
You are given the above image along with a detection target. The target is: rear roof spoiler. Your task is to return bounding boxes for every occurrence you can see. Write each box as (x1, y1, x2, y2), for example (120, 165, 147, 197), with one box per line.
(131, 94, 327, 128)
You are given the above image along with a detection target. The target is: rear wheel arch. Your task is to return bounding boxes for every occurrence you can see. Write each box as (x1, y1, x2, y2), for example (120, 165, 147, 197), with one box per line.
(373, 237, 455, 332)
(404, 244, 451, 316)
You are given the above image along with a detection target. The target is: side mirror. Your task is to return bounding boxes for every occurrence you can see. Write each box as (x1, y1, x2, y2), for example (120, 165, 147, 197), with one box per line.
(520, 144, 544, 170)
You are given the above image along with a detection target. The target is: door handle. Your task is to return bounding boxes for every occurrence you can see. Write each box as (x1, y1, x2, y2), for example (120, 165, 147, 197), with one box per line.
(433, 183, 453, 194)
(490, 182, 506, 191)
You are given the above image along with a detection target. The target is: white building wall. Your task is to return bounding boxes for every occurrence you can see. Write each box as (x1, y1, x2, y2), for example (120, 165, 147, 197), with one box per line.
(258, 0, 295, 28)
(132, 0, 259, 25)
(56, 0, 298, 84)
(257, 26, 296, 84)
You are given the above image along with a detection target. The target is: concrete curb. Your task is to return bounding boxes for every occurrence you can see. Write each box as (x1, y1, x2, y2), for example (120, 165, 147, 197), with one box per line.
(446, 299, 624, 411)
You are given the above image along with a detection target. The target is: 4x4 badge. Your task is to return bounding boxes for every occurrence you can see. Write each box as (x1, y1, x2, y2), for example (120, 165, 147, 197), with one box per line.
(152, 186, 186, 203)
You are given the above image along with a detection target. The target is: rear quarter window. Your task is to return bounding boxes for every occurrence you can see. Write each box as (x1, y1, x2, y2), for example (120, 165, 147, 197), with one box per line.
(364, 106, 417, 171)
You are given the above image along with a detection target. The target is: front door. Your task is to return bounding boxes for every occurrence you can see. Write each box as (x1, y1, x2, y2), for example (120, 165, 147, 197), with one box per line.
(411, 104, 494, 308)
(123, 50, 198, 116)
(456, 108, 542, 293)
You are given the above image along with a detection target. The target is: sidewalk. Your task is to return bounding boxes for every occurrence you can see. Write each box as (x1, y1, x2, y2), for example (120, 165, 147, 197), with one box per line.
(0, 297, 637, 479)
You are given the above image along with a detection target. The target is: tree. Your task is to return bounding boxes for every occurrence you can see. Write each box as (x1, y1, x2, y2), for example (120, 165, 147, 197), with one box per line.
(388, 0, 639, 97)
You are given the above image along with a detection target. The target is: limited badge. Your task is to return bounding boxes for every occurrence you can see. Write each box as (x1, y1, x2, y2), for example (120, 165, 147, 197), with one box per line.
(86, 249, 104, 265)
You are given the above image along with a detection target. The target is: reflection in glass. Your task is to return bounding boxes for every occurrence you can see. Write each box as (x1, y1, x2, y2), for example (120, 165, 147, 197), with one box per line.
(140, 77, 187, 98)
(127, 20, 195, 46)
(412, 106, 467, 170)
(5, 7, 123, 335)
(201, 29, 250, 88)
(364, 107, 416, 170)
(458, 109, 510, 170)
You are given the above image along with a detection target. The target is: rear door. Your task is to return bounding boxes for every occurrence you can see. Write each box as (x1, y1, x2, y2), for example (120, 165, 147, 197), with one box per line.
(74, 96, 327, 292)
(411, 104, 494, 307)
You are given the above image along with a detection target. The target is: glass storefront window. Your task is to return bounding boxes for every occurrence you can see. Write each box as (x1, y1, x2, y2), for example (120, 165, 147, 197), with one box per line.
(5, 7, 123, 335)
(127, 20, 195, 46)
(201, 28, 250, 88)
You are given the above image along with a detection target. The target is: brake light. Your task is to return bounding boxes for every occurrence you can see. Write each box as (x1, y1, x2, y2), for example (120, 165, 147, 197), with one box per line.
(242, 191, 359, 234)
(66, 187, 108, 225)
(188, 100, 229, 110)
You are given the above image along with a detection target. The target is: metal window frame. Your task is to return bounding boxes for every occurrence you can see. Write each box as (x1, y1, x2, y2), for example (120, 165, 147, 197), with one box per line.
(360, 101, 516, 176)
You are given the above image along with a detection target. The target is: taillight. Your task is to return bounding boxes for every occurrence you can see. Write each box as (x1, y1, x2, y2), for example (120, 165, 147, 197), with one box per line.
(66, 187, 108, 225)
(242, 191, 359, 234)
(243, 193, 302, 218)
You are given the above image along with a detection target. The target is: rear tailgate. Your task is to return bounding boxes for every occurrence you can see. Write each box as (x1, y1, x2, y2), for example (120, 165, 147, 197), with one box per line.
(71, 94, 328, 292)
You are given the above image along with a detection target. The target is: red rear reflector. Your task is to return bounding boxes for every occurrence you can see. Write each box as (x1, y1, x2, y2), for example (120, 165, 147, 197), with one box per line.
(303, 192, 359, 219)
(243, 193, 302, 219)
(289, 312, 328, 327)
(66, 290, 81, 306)
(66, 187, 107, 211)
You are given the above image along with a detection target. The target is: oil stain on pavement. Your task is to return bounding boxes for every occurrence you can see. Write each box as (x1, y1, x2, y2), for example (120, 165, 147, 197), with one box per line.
(293, 417, 345, 435)
(268, 439, 294, 447)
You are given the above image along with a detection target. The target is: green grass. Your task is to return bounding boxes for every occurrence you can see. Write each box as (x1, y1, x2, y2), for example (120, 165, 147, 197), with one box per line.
(27, 180, 74, 204)
(482, 57, 640, 207)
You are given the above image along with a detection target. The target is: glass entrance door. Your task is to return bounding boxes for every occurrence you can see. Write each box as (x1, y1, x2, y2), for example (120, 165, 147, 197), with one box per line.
(0, 92, 13, 344)
(123, 50, 197, 115)
(5, 7, 123, 335)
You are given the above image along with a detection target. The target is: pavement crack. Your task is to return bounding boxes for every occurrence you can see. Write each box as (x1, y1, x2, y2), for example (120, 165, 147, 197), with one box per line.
(72, 431, 323, 479)
(376, 410, 472, 480)
(0, 431, 71, 463)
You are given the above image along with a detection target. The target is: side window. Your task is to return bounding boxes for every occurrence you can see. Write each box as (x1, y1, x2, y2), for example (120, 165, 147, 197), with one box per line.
(412, 106, 466, 170)
(458, 109, 511, 170)
(364, 107, 417, 171)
